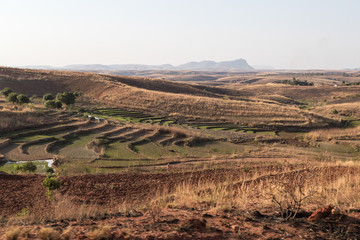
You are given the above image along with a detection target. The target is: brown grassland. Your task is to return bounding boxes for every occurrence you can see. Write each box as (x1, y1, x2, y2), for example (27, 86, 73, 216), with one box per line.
(0, 67, 360, 239)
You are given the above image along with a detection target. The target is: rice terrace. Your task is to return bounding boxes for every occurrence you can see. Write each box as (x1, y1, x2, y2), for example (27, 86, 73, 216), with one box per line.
(0, 66, 360, 239)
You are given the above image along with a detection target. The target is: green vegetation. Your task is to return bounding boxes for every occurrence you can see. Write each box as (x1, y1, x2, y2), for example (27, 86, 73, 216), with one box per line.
(2, 88, 30, 104)
(1, 87, 13, 97)
(45, 100, 62, 109)
(348, 121, 360, 127)
(90, 108, 176, 125)
(43, 93, 54, 101)
(0, 161, 50, 174)
(275, 78, 314, 86)
(42, 174, 61, 198)
(56, 92, 77, 105)
(14, 162, 37, 173)
(16, 94, 30, 104)
(7, 92, 18, 103)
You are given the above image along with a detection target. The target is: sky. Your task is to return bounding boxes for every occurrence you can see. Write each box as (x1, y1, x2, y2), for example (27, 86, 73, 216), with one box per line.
(1, 0, 360, 69)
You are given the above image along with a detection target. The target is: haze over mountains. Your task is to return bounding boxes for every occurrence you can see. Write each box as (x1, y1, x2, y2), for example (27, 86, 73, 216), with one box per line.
(21, 59, 256, 71)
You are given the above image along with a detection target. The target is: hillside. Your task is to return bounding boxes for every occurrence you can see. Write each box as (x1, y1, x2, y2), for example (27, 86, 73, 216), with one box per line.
(1, 67, 360, 239)
(0, 67, 341, 130)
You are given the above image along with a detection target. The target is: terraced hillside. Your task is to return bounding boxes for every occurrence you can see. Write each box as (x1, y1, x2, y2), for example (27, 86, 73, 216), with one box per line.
(0, 67, 343, 130)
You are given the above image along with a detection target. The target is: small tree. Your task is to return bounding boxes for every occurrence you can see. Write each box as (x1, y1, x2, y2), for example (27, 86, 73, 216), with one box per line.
(22, 162, 37, 172)
(7, 92, 18, 103)
(14, 162, 37, 173)
(45, 100, 57, 109)
(42, 174, 61, 199)
(56, 92, 76, 106)
(43, 93, 54, 101)
(45, 100, 62, 109)
(1, 87, 13, 97)
(55, 101, 63, 109)
(17, 94, 30, 104)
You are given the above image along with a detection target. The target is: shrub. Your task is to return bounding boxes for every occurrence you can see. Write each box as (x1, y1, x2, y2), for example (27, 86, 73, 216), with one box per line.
(45, 166, 55, 174)
(56, 92, 77, 105)
(14, 162, 37, 173)
(7, 92, 18, 103)
(43, 93, 54, 101)
(1, 87, 13, 97)
(45, 100, 56, 109)
(55, 101, 63, 109)
(22, 162, 37, 172)
(16, 94, 30, 104)
(42, 174, 61, 191)
(332, 109, 338, 114)
(42, 174, 61, 199)
(45, 100, 62, 109)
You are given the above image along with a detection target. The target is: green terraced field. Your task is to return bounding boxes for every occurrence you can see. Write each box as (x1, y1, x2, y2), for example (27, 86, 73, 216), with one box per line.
(89, 108, 176, 125)
(349, 120, 360, 127)
(135, 142, 178, 159)
(104, 142, 144, 159)
(56, 133, 100, 159)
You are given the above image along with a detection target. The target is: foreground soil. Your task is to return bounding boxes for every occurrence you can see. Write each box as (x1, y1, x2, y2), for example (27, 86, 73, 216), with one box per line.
(1, 166, 360, 239)
(1, 165, 359, 216)
(1, 208, 360, 239)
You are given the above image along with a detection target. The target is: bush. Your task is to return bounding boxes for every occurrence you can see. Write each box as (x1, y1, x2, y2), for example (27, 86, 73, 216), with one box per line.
(55, 101, 63, 108)
(17, 94, 30, 104)
(45, 100, 62, 109)
(7, 92, 18, 103)
(42, 175, 61, 191)
(332, 109, 338, 114)
(43, 93, 54, 101)
(22, 162, 37, 172)
(45, 166, 55, 174)
(14, 162, 37, 173)
(1, 87, 13, 97)
(56, 92, 77, 105)
(275, 78, 314, 86)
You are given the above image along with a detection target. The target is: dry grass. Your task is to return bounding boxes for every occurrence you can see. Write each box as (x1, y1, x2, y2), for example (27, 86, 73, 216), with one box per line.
(148, 163, 360, 216)
(0, 110, 48, 133)
(38, 227, 60, 240)
(87, 225, 112, 240)
(306, 126, 360, 141)
(4, 227, 21, 240)
(0, 67, 340, 128)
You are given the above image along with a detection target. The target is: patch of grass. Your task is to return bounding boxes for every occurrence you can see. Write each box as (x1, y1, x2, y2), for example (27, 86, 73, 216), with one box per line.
(135, 142, 178, 159)
(13, 134, 53, 143)
(349, 120, 360, 127)
(104, 142, 143, 159)
(0, 160, 50, 174)
(57, 133, 99, 159)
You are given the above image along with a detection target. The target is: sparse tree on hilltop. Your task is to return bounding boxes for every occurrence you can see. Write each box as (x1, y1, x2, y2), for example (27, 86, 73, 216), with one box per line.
(56, 92, 77, 105)
(43, 93, 54, 101)
(17, 94, 30, 104)
(45, 100, 62, 109)
(1, 87, 13, 97)
(7, 92, 18, 103)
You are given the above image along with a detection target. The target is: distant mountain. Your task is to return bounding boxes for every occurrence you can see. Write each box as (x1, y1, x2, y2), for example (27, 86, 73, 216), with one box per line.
(20, 59, 254, 71)
(63, 64, 175, 71)
(177, 59, 253, 71)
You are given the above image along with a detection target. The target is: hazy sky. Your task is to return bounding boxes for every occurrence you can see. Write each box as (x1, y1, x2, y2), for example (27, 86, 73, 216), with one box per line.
(1, 0, 360, 69)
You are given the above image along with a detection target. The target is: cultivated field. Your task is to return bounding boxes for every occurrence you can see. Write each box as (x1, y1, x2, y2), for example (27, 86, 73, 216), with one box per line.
(0, 67, 359, 239)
